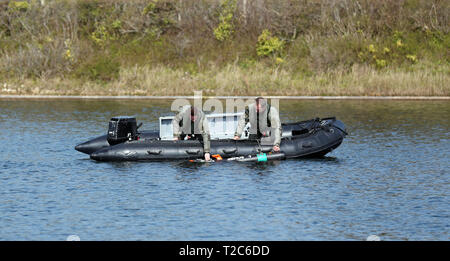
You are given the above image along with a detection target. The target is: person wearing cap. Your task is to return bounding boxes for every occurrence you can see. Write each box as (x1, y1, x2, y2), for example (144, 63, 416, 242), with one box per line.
(233, 97, 282, 152)
(173, 105, 211, 161)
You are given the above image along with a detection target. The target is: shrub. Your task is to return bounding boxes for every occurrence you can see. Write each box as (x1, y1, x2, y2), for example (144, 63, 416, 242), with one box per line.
(406, 54, 417, 63)
(8, 1, 30, 12)
(256, 30, 284, 57)
(375, 59, 387, 68)
(142, 2, 156, 15)
(90, 23, 114, 47)
(213, 0, 237, 42)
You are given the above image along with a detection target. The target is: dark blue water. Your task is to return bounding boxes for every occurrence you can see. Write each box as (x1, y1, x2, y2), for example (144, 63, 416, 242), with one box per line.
(0, 99, 448, 240)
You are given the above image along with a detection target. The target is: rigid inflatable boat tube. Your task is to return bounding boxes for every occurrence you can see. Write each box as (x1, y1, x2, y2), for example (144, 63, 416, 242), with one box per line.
(80, 118, 347, 161)
(75, 130, 160, 155)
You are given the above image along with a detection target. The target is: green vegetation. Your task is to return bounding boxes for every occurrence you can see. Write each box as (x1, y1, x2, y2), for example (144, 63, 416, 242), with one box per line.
(213, 0, 236, 42)
(256, 30, 284, 58)
(0, 0, 448, 96)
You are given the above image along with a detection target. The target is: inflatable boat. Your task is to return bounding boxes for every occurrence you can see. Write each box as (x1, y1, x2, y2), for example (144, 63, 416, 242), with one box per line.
(75, 114, 347, 162)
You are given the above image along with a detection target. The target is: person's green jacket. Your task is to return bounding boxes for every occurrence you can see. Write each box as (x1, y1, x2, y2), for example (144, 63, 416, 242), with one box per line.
(234, 103, 282, 147)
(173, 105, 211, 153)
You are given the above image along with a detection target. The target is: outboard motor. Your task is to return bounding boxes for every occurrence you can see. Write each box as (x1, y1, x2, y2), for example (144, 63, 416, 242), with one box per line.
(107, 116, 139, 145)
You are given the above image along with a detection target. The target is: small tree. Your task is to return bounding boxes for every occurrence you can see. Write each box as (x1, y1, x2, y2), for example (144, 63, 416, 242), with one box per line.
(213, 0, 237, 42)
(256, 30, 284, 57)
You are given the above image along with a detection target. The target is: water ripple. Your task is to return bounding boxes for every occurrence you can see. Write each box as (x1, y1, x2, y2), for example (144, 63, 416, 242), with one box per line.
(0, 99, 448, 240)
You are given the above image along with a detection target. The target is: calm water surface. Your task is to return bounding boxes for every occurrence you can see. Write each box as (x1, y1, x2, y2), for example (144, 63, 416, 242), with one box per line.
(0, 99, 448, 240)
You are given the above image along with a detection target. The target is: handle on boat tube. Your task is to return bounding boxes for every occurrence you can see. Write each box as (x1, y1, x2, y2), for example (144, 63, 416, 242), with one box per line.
(147, 149, 162, 155)
(222, 148, 237, 154)
(185, 149, 201, 155)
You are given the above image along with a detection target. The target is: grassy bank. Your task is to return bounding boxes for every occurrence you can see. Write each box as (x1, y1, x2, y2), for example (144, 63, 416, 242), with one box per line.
(0, 0, 449, 96)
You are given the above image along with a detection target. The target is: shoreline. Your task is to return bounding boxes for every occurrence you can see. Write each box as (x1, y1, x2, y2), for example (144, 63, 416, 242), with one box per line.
(1, 95, 449, 100)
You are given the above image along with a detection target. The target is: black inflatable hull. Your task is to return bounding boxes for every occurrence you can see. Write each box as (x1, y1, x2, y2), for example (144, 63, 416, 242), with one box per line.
(75, 131, 160, 155)
(76, 118, 347, 162)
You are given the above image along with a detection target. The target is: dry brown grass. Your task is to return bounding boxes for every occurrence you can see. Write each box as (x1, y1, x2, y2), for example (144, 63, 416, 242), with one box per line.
(2, 62, 448, 96)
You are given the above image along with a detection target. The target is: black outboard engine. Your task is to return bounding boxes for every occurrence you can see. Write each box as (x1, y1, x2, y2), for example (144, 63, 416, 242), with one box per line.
(107, 116, 139, 145)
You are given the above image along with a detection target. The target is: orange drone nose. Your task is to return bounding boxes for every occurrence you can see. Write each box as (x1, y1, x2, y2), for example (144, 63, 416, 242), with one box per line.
(212, 154, 223, 160)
